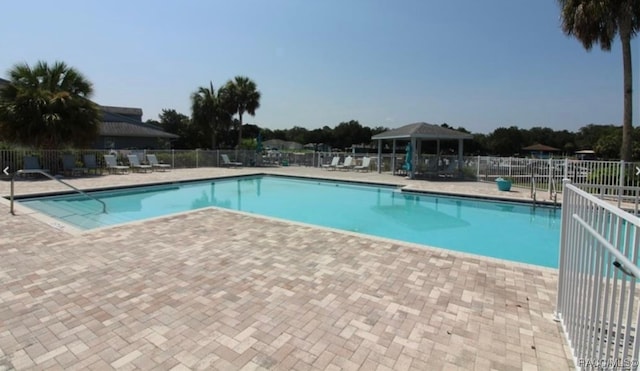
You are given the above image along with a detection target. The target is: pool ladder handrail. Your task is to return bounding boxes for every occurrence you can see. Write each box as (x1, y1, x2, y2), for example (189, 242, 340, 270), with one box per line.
(530, 174, 537, 207)
(550, 177, 558, 207)
(10, 169, 107, 215)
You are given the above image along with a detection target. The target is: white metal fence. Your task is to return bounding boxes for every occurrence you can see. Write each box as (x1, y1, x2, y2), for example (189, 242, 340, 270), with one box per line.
(2, 149, 639, 208)
(556, 182, 640, 370)
(473, 156, 640, 213)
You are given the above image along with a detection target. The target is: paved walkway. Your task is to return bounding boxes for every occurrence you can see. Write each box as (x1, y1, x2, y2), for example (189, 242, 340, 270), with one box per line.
(0, 168, 574, 370)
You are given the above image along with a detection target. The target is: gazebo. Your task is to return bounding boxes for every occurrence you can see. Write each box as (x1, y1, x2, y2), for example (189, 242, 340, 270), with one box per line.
(371, 122, 473, 179)
(522, 143, 560, 159)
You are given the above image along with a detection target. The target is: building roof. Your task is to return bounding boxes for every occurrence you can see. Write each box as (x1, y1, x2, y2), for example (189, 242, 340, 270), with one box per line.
(101, 121, 179, 138)
(371, 122, 473, 140)
(100, 105, 143, 116)
(522, 143, 560, 152)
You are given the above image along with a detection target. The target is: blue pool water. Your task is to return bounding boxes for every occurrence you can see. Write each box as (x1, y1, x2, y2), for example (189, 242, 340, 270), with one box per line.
(18, 175, 561, 267)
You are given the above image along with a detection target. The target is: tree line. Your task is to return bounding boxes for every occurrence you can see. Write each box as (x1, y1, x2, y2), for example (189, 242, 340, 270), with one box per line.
(150, 111, 640, 159)
(0, 59, 638, 160)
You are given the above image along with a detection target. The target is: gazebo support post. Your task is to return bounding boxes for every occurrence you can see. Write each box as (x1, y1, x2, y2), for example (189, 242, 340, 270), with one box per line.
(458, 139, 464, 176)
(410, 137, 417, 179)
(377, 139, 382, 173)
(416, 140, 422, 176)
(436, 140, 441, 174)
(391, 140, 396, 174)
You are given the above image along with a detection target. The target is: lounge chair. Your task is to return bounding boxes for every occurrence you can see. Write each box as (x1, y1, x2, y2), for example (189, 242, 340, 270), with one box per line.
(83, 154, 100, 175)
(103, 154, 129, 174)
(21, 155, 50, 176)
(127, 154, 153, 173)
(146, 154, 171, 171)
(221, 154, 242, 168)
(353, 157, 371, 172)
(61, 154, 87, 176)
(336, 156, 354, 171)
(322, 156, 340, 170)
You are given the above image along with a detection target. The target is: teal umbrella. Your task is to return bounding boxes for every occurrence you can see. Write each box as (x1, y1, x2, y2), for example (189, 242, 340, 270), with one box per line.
(403, 143, 412, 171)
(256, 132, 263, 153)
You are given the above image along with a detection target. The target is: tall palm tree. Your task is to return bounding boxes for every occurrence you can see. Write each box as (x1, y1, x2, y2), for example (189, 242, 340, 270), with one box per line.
(225, 76, 261, 148)
(190, 81, 232, 149)
(558, 0, 639, 161)
(0, 61, 100, 148)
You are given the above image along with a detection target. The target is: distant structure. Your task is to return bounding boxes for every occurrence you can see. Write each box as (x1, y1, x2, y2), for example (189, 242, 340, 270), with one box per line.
(522, 143, 560, 159)
(0, 77, 178, 149)
(575, 149, 596, 160)
(97, 105, 178, 149)
(263, 139, 303, 151)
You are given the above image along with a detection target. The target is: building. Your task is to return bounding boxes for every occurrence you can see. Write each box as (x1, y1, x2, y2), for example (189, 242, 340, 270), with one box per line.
(263, 139, 304, 151)
(97, 105, 178, 149)
(0, 77, 177, 149)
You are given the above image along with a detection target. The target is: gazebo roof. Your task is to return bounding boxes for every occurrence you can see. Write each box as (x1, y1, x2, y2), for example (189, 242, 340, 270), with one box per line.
(371, 122, 473, 140)
(522, 143, 560, 152)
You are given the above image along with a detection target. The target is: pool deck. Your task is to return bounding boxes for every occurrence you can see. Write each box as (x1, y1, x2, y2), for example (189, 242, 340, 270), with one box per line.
(0, 168, 574, 370)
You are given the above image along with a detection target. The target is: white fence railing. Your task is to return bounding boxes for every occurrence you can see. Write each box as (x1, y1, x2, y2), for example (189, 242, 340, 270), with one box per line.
(473, 157, 640, 212)
(556, 182, 640, 370)
(2, 149, 639, 209)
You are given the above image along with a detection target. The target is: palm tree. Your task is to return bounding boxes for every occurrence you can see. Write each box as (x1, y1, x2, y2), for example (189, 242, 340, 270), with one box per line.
(558, 0, 639, 161)
(225, 76, 261, 148)
(190, 81, 232, 149)
(0, 61, 100, 148)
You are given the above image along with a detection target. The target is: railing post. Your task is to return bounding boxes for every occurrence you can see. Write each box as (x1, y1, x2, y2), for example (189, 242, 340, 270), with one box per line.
(555, 179, 572, 321)
(476, 155, 480, 180)
(171, 149, 175, 169)
(618, 160, 625, 207)
(196, 149, 199, 168)
(548, 157, 552, 196)
(10, 174, 15, 215)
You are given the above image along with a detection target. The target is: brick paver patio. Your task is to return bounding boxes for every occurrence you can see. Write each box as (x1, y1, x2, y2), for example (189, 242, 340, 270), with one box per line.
(0, 168, 574, 370)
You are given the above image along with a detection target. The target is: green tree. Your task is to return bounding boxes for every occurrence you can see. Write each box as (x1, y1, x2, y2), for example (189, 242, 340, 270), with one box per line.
(333, 120, 369, 149)
(0, 61, 100, 148)
(225, 76, 261, 148)
(157, 109, 195, 148)
(286, 126, 309, 144)
(558, 0, 639, 161)
(190, 82, 232, 149)
(243, 124, 261, 139)
(594, 128, 622, 158)
(526, 127, 556, 147)
(576, 123, 619, 149)
(487, 126, 526, 156)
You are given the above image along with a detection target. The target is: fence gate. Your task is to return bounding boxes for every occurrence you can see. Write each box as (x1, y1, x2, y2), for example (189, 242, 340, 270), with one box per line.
(556, 182, 640, 370)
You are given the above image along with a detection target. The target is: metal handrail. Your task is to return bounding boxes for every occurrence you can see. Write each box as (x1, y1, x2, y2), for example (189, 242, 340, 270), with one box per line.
(530, 174, 537, 205)
(10, 170, 107, 215)
(550, 177, 558, 207)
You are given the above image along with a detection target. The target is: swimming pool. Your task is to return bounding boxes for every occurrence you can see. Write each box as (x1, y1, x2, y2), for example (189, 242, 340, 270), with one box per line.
(17, 175, 560, 267)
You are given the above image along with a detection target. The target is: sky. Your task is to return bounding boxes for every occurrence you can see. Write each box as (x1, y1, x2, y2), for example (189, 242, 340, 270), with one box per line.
(1, 0, 638, 134)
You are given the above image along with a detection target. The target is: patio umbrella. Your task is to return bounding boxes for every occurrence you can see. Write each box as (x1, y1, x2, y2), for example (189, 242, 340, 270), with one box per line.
(404, 143, 412, 171)
(256, 132, 263, 153)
